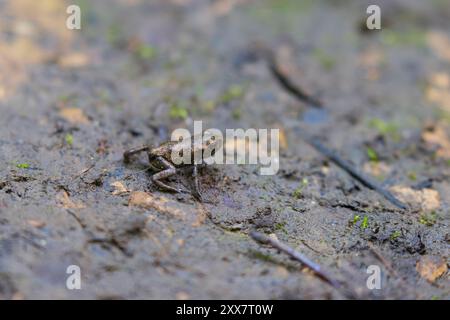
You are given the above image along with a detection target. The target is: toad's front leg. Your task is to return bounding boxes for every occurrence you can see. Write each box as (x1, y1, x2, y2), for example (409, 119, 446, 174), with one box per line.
(191, 164, 202, 201)
(123, 145, 150, 163)
(151, 156, 182, 193)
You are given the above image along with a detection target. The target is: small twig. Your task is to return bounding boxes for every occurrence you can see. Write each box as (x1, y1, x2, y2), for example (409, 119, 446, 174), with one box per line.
(266, 53, 322, 108)
(70, 164, 95, 182)
(367, 241, 414, 295)
(250, 231, 341, 290)
(294, 127, 407, 210)
(66, 209, 87, 230)
(411, 178, 433, 190)
(367, 242, 399, 278)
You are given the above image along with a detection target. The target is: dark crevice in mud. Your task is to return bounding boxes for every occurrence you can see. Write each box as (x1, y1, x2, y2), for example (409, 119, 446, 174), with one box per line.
(0, 181, 8, 190)
(65, 210, 131, 256)
(325, 198, 406, 214)
(329, 201, 368, 212)
(86, 237, 133, 257)
(82, 215, 148, 258)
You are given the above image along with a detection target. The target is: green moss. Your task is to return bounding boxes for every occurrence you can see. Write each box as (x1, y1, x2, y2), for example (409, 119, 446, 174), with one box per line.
(368, 118, 400, 140)
(232, 107, 242, 120)
(408, 171, 417, 181)
(58, 94, 71, 103)
(268, 0, 312, 13)
(65, 134, 74, 146)
(419, 211, 437, 226)
(16, 163, 30, 169)
(249, 250, 278, 264)
(203, 100, 216, 112)
(106, 24, 122, 47)
(366, 147, 379, 162)
(220, 84, 245, 104)
(390, 230, 401, 240)
(361, 216, 369, 230)
(293, 178, 308, 199)
(220, 230, 248, 241)
(247, 0, 312, 31)
(136, 44, 156, 60)
(169, 103, 188, 120)
(380, 29, 426, 48)
(313, 49, 335, 71)
(274, 222, 288, 234)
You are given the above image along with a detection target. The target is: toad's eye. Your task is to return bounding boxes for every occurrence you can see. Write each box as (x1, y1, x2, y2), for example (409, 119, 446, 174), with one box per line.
(210, 136, 216, 141)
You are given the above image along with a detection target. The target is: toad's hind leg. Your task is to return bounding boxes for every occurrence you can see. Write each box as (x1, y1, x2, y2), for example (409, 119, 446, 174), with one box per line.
(123, 145, 150, 163)
(151, 156, 182, 193)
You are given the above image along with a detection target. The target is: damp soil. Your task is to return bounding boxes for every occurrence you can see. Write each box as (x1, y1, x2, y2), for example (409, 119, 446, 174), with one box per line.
(0, 0, 449, 299)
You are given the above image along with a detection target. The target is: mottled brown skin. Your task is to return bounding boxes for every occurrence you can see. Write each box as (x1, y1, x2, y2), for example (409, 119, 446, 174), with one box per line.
(123, 132, 222, 200)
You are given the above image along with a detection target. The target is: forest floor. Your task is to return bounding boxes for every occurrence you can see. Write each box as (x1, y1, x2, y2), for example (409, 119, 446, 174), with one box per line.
(0, 0, 449, 299)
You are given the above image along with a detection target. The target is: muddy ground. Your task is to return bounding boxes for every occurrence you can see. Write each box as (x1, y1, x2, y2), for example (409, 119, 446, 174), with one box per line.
(0, 0, 449, 299)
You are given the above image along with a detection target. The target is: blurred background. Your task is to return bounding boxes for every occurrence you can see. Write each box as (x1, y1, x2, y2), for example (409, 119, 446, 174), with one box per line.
(0, 0, 448, 299)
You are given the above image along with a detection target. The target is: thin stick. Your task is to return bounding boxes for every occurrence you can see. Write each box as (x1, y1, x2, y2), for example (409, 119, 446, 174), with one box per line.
(266, 54, 322, 108)
(250, 231, 341, 290)
(70, 164, 95, 182)
(367, 241, 414, 295)
(294, 127, 407, 210)
(367, 242, 399, 278)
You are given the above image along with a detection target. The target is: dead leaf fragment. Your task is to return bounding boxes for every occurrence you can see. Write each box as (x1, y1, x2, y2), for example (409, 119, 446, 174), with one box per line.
(422, 124, 450, 159)
(428, 72, 450, 89)
(27, 219, 46, 228)
(389, 186, 440, 211)
(175, 291, 190, 300)
(57, 190, 85, 209)
(275, 266, 289, 279)
(279, 128, 288, 150)
(59, 108, 89, 124)
(358, 46, 384, 81)
(192, 203, 208, 227)
(0, 86, 6, 100)
(111, 181, 130, 195)
(129, 191, 186, 219)
(426, 73, 450, 112)
(57, 52, 89, 68)
(11, 292, 25, 300)
(363, 161, 391, 178)
(128, 191, 208, 226)
(416, 255, 448, 283)
(427, 31, 450, 63)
